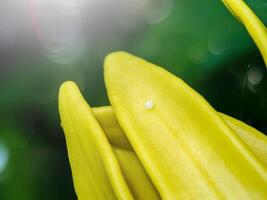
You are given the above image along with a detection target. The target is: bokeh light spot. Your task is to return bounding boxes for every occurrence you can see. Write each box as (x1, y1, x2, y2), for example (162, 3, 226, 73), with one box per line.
(0, 143, 9, 174)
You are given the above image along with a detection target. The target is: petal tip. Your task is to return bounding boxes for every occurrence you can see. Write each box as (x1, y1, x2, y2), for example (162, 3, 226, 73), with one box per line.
(105, 51, 130, 61)
(104, 51, 133, 70)
(58, 81, 80, 108)
(59, 81, 77, 95)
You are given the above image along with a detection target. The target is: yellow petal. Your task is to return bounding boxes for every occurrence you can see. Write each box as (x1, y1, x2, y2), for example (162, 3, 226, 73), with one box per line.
(221, 113, 267, 166)
(92, 106, 267, 166)
(222, 0, 267, 65)
(93, 107, 160, 199)
(113, 147, 160, 200)
(93, 106, 132, 150)
(105, 51, 267, 199)
(58, 81, 133, 200)
(92, 107, 160, 199)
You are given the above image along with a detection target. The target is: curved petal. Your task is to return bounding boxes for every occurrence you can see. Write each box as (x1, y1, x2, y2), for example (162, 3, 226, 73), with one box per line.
(58, 81, 133, 200)
(93, 106, 267, 166)
(221, 113, 267, 166)
(222, 0, 267, 65)
(93, 106, 132, 150)
(113, 147, 160, 200)
(105, 51, 267, 199)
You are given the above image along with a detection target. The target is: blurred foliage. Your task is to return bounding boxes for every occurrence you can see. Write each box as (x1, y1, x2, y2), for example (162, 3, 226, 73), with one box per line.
(0, 0, 266, 199)
(132, 0, 267, 131)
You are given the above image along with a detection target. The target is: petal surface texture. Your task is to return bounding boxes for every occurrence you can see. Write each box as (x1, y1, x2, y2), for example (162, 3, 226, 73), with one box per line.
(92, 106, 267, 166)
(221, 113, 267, 166)
(113, 147, 160, 200)
(59, 81, 133, 200)
(92, 107, 160, 199)
(104, 51, 267, 200)
(93, 106, 132, 150)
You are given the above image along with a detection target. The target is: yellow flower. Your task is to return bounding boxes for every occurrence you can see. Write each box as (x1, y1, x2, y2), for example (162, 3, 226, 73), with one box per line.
(59, 51, 267, 199)
(58, 1, 267, 199)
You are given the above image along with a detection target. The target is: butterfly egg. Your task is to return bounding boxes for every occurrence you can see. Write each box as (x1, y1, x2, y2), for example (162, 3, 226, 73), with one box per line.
(144, 100, 154, 110)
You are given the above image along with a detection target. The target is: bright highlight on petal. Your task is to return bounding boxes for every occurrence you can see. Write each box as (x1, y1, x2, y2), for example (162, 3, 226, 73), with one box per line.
(144, 100, 154, 110)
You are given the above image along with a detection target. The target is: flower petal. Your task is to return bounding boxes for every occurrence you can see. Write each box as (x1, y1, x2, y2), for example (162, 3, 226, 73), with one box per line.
(221, 113, 267, 166)
(58, 81, 133, 200)
(113, 147, 160, 200)
(222, 0, 267, 65)
(93, 106, 267, 166)
(92, 106, 160, 199)
(93, 106, 132, 150)
(104, 51, 267, 199)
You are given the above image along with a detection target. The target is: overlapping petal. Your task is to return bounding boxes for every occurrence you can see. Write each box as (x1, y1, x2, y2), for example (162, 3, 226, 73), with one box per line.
(59, 53, 267, 199)
(93, 106, 267, 166)
(58, 1, 267, 199)
(59, 82, 134, 200)
(104, 51, 267, 199)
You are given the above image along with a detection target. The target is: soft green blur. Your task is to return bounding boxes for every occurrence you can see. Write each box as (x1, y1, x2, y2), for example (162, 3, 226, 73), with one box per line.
(0, 0, 266, 199)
